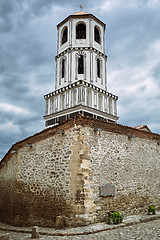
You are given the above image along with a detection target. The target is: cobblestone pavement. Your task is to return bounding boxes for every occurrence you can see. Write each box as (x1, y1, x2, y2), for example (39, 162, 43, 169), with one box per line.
(0, 219, 160, 240)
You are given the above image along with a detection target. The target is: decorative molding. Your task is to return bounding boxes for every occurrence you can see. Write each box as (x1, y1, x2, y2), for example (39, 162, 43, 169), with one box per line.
(44, 80, 118, 100)
(55, 46, 106, 59)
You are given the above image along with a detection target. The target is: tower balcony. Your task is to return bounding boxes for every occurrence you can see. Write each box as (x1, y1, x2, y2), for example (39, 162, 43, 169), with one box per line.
(44, 80, 118, 127)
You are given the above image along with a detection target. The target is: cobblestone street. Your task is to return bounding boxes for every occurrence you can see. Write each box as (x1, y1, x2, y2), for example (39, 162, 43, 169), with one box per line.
(0, 219, 160, 240)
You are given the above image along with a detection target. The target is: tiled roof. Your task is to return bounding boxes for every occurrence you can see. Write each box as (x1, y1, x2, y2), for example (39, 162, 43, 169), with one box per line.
(57, 12, 106, 28)
(73, 11, 89, 15)
(0, 115, 160, 169)
(133, 125, 152, 132)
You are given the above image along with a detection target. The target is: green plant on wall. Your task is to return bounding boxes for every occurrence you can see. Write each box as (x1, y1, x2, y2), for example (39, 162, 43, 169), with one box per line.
(106, 211, 123, 224)
(148, 205, 156, 215)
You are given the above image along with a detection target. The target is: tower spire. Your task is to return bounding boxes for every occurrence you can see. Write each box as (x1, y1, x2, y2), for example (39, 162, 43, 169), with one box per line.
(79, 5, 83, 11)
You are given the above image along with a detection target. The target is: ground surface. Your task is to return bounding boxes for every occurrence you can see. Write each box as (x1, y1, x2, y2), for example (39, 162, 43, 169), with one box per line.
(0, 219, 160, 240)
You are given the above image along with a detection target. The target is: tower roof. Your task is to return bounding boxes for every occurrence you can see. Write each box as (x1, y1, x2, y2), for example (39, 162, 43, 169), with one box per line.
(73, 11, 89, 15)
(57, 12, 106, 28)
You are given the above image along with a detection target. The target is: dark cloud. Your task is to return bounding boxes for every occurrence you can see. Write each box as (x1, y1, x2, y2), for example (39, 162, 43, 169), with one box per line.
(0, 1, 15, 33)
(0, 0, 160, 160)
(152, 61, 160, 85)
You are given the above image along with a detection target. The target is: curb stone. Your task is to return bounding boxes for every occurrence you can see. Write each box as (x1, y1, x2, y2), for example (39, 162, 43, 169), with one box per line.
(0, 212, 160, 236)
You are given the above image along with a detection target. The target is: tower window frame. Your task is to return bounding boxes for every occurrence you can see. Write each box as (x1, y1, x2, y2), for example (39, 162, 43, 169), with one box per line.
(62, 58, 65, 78)
(94, 26, 101, 44)
(61, 26, 68, 45)
(97, 58, 101, 78)
(78, 55, 84, 74)
(76, 23, 86, 39)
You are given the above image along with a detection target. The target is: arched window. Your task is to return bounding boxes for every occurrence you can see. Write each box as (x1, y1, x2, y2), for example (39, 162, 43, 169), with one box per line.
(78, 55, 84, 74)
(94, 26, 101, 44)
(97, 59, 100, 78)
(62, 59, 65, 78)
(61, 27, 68, 45)
(76, 23, 86, 39)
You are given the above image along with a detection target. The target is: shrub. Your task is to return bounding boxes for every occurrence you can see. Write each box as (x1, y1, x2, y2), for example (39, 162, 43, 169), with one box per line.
(106, 211, 123, 224)
(148, 205, 156, 215)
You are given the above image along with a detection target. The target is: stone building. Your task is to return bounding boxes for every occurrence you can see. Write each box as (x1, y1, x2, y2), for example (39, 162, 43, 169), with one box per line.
(0, 10, 160, 228)
(0, 116, 160, 227)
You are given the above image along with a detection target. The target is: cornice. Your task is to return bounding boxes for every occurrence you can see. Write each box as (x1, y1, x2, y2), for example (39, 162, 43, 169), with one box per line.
(57, 14, 106, 29)
(55, 47, 107, 59)
(44, 80, 118, 100)
(44, 105, 119, 121)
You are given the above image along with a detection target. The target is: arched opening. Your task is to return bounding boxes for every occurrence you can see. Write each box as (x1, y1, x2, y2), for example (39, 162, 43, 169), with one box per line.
(62, 59, 65, 78)
(78, 55, 84, 74)
(94, 26, 101, 44)
(76, 23, 86, 39)
(61, 27, 68, 45)
(97, 59, 100, 78)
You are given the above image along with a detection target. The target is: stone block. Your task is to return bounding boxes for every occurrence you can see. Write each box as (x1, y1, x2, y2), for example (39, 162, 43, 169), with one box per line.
(99, 183, 115, 197)
(31, 226, 39, 239)
(55, 216, 65, 229)
(0, 233, 10, 240)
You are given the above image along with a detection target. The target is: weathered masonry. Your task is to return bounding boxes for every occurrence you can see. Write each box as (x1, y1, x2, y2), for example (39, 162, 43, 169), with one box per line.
(0, 116, 160, 227)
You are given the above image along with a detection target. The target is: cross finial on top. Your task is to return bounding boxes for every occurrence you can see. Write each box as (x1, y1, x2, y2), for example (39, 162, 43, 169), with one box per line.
(79, 5, 83, 11)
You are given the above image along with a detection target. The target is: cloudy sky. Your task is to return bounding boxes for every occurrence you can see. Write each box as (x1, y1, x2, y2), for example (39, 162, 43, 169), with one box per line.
(0, 0, 160, 160)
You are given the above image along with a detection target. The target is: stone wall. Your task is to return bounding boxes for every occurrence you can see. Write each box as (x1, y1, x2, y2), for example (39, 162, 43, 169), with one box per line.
(0, 126, 74, 227)
(0, 155, 17, 225)
(87, 127, 160, 219)
(0, 120, 97, 227)
(0, 116, 160, 227)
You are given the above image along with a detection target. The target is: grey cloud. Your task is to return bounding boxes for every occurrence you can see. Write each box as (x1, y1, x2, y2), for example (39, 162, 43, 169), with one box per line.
(104, 4, 160, 67)
(152, 62, 160, 86)
(0, 118, 44, 160)
(31, 0, 97, 14)
(118, 89, 160, 133)
(0, 1, 14, 16)
(119, 102, 160, 132)
(0, 1, 20, 33)
(0, 65, 6, 74)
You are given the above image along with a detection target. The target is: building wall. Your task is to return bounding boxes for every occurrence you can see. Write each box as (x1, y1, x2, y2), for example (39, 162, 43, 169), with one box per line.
(45, 83, 117, 118)
(0, 128, 76, 227)
(0, 118, 160, 227)
(56, 49, 107, 91)
(57, 17, 105, 55)
(0, 155, 17, 224)
(86, 126, 160, 218)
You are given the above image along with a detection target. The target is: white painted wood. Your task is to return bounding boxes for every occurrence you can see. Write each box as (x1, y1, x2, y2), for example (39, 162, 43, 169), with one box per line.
(44, 12, 118, 126)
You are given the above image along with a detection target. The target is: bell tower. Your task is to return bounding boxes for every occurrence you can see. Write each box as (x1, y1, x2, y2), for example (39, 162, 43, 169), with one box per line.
(44, 10, 118, 127)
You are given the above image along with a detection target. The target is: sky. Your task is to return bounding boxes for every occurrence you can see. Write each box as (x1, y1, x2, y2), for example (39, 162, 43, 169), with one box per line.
(0, 0, 160, 160)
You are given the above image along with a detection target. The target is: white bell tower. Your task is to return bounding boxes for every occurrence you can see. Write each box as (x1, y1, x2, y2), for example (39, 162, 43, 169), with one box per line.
(44, 10, 118, 127)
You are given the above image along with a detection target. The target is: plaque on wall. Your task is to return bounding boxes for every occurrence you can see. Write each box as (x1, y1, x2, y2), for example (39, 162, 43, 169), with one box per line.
(99, 183, 115, 197)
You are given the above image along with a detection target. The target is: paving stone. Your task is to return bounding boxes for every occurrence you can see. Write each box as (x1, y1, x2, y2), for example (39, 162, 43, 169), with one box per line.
(31, 226, 39, 239)
(0, 233, 10, 240)
(0, 215, 160, 239)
